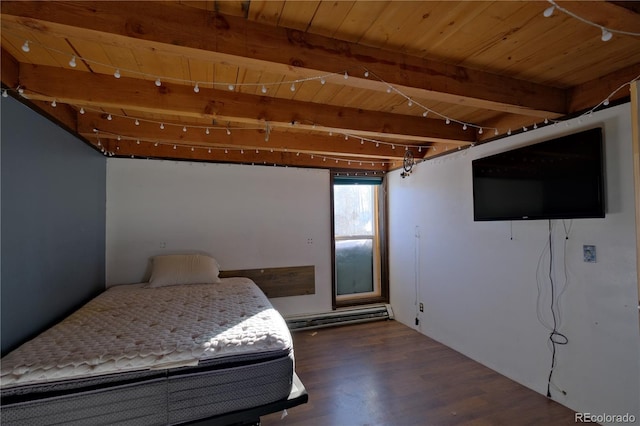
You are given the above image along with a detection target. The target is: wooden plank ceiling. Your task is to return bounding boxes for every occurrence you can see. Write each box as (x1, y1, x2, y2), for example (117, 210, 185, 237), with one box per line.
(1, 1, 639, 173)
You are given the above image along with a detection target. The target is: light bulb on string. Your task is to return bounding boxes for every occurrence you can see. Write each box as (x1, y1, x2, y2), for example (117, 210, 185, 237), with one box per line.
(603, 98, 610, 106)
(135, 119, 140, 126)
(462, 124, 467, 130)
(228, 84, 235, 91)
(290, 82, 296, 92)
(2, 89, 8, 98)
(344, 71, 349, 80)
(445, 118, 451, 125)
(182, 126, 187, 132)
(106, 113, 112, 120)
(155, 78, 161, 87)
(261, 85, 267, 94)
(478, 128, 483, 134)
(226, 128, 231, 136)
(320, 77, 326, 85)
(205, 128, 210, 135)
(422, 111, 428, 117)
(21, 40, 30, 52)
(51, 100, 57, 107)
(193, 83, 200, 93)
(407, 99, 413, 107)
(114, 69, 121, 79)
(543, 5, 555, 17)
(364, 70, 369, 78)
(160, 123, 165, 130)
(68, 56, 77, 68)
(601, 28, 612, 42)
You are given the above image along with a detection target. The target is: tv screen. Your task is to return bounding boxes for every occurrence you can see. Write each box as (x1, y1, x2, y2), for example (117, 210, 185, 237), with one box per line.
(472, 128, 605, 221)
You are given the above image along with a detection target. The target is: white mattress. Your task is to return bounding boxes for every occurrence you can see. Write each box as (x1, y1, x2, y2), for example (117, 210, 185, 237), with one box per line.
(1, 278, 292, 388)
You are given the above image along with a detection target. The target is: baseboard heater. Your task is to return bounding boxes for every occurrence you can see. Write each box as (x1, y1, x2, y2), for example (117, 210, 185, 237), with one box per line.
(285, 304, 394, 331)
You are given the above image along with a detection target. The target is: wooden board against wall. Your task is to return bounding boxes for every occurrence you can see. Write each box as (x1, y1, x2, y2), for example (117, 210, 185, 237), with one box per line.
(220, 265, 315, 298)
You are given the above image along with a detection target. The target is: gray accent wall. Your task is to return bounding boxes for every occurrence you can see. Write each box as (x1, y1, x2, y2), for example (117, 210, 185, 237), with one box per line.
(1, 96, 106, 355)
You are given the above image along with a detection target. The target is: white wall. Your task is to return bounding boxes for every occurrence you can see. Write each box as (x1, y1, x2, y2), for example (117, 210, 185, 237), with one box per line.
(388, 104, 640, 422)
(106, 159, 333, 316)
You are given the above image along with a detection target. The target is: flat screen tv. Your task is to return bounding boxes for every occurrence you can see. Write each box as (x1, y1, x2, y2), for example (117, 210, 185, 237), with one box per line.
(472, 127, 605, 221)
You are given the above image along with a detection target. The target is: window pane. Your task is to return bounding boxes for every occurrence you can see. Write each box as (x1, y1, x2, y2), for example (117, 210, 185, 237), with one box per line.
(334, 185, 374, 236)
(335, 239, 373, 295)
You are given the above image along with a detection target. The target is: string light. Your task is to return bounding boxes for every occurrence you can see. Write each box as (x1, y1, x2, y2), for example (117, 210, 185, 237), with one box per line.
(51, 100, 57, 107)
(2, 89, 8, 98)
(193, 83, 200, 93)
(9, 33, 638, 166)
(21, 40, 29, 52)
(135, 119, 140, 126)
(543, 5, 555, 17)
(542, 0, 640, 41)
(68, 56, 77, 68)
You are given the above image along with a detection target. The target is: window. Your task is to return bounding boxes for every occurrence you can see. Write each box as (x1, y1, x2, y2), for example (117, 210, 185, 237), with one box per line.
(332, 176, 388, 307)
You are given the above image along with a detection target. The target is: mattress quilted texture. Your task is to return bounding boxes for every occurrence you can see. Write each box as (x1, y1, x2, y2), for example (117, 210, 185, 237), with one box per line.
(1, 278, 292, 388)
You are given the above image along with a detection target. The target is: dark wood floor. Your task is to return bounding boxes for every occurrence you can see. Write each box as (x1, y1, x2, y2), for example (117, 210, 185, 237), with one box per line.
(261, 320, 576, 426)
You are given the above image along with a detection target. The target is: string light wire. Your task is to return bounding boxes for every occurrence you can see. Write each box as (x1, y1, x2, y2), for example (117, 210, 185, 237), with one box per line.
(544, 0, 640, 40)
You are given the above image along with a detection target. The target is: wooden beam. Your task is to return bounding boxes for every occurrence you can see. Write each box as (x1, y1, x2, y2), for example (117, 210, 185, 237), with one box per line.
(96, 137, 390, 171)
(0, 1, 567, 117)
(568, 63, 640, 113)
(1, 48, 19, 89)
(77, 112, 420, 160)
(18, 64, 473, 144)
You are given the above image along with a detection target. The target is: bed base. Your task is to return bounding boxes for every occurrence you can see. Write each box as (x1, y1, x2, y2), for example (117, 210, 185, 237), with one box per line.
(185, 373, 307, 426)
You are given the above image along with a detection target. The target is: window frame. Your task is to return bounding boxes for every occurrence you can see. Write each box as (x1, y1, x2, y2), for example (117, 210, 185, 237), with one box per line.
(331, 174, 389, 309)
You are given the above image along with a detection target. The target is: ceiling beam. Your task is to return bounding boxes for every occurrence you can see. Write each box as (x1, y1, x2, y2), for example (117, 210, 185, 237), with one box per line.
(0, 1, 567, 117)
(77, 112, 431, 160)
(568, 63, 640, 112)
(17, 64, 474, 144)
(97, 137, 390, 172)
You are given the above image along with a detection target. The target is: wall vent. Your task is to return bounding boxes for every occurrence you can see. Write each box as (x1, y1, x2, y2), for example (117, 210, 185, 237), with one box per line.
(285, 304, 394, 331)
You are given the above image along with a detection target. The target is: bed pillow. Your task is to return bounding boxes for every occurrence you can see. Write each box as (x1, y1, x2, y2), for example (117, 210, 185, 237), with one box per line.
(148, 254, 221, 287)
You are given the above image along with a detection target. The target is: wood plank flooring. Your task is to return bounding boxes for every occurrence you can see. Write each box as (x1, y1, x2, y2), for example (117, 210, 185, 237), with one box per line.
(261, 320, 576, 426)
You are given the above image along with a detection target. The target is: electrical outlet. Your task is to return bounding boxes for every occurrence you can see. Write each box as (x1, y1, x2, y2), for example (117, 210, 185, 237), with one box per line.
(419, 303, 424, 312)
(583, 245, 596, 263)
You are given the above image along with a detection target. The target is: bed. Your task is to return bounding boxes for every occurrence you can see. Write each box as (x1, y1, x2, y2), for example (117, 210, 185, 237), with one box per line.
(0, 254, 307, 425)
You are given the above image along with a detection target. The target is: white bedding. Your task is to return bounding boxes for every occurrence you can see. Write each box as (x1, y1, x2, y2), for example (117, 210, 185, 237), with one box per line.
(1, 277, 292, 388)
